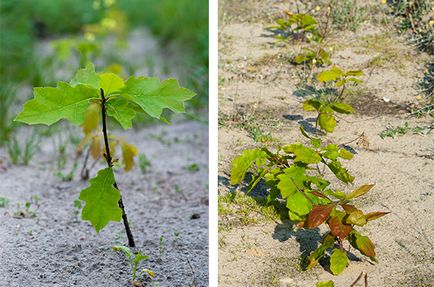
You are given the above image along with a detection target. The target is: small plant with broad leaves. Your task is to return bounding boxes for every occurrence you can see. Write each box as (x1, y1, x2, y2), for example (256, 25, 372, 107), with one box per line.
(112, 245, 155, 286)
(270, 12, 322, 43)
(15, 63, 195, 247)
(230, 127, 389, 275)
(303, 66, 363, 133)
(269, 11, 331, 68)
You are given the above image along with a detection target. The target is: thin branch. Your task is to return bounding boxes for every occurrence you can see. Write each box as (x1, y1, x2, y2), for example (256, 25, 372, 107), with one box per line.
(350, 271, 364, 287)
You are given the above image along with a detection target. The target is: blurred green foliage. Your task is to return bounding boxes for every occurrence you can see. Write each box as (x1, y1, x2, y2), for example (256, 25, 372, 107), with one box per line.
(0, 0, 208, 145)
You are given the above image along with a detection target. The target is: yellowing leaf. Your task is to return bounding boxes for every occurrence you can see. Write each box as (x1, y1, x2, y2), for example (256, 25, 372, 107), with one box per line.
(345, 210, 367, 226)
(121, 141, 138, 172)
(79, 167, 122, 232)
(82, 103, 100, 135)
(90, 136, 101, 160)
(346, 184, 375, 199)
(330, 248, 348, 275)
(99, 73, 125, 95)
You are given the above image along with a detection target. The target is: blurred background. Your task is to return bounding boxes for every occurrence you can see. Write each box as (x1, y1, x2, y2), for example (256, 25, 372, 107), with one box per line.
(0, 0, 208, 166)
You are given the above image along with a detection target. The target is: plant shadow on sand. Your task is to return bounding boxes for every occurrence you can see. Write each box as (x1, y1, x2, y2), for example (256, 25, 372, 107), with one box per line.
(219, 173, 362, 273)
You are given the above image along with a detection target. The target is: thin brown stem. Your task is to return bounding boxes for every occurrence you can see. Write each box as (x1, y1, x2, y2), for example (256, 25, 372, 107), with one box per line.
(350, 272, 364, 287)
(101, 88, 135, 247)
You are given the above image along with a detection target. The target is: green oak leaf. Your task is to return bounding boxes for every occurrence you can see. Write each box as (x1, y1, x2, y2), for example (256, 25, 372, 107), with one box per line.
(327, 161, 354, 183)
(277, 165, 308, 198)
(230, 149, 267, 185)
(120, 77, 196, 119)
(317, 67, 344, 82)
(316, 280, 334, 287)
(100, 73, 125, 95)
(286, 190, 313, 216)
(15, 82, 99, 125)
(322, 144, 339, 160)
(330, 102, 354, 114)
(79, 167, 122, 232)
(70, 63, 100, 89)
(339, 148, 353, 160)
(106, 98, 136, 129)
(330, 248, 348, 275)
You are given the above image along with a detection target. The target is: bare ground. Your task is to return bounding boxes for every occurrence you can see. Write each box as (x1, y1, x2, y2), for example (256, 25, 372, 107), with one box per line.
(218, 1, 434, 286)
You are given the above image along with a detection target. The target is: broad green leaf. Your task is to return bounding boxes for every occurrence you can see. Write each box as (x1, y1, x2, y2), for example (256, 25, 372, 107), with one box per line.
(82, 103, 100, 135)
(293, 145, 321, 164)
(318, 113, 336, 133)
(316, 280, 334, 287)
(121, 141, 138, 172)
(288, 210, 303, 221)
(230, 149, 267, 185)
(286, 191, 313, 216)
(339, 148, 353, 160)
(306, 204, 334, 228)
(120, 77, 195, 119)
(106, 98, 136, 129)
(112, 245, 133, 258)
(15, 82, 99, 125)
(303, 99, 322, 111)
(346, 184, 375, 199)
(350, 230, 376, 260)
(330, 248, 348, 275)
(70, 63, 100, 89)
(99, 73, 125, 95)
(79, 167, 122, 232)
(311, 138, 322, 148)
(365, 211, 390, 221)
(277, 166, 307, 198)
(322, 144, 339, 160)
(330, 102, 354, 114)
(327, 161, 354, 183)
(283, 144, 321, 164)
(317, 67, 344, 82)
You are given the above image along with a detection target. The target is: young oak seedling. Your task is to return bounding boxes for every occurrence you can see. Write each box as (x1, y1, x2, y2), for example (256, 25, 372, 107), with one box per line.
(303, 66, 363, 133)
(230, 127, 389, 275)
(15, 63, 195, 247)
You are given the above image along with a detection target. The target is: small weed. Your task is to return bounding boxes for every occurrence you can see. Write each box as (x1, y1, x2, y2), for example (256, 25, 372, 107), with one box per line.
(0, 84, 17, 145)
(379, 122, 432, 139)
(330, 0, 367, 32)
(7, 133, 40, 165)
(159, 235, 165, 256)
(185, 163, 200, 173)
(0, 197, 9, 207)
(13, 196, 40, 218)
(112, 245, 155, 285)
(139, 153, 151, 174)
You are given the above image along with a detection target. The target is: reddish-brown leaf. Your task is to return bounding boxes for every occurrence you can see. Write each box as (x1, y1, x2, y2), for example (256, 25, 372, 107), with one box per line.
(365, 211, 390, 221)
(329, 215, 352, 239)
(341, 204, 359, 214)
(306, 205, 334, 228)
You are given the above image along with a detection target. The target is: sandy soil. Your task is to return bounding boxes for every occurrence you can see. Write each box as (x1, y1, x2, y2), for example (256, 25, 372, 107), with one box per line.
(0, 120, 209, 287)
(218, 1, 433, 286)
(0, 28, 209, 287)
